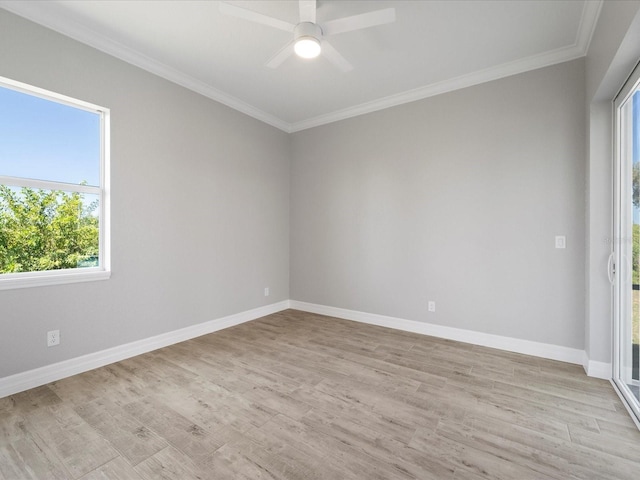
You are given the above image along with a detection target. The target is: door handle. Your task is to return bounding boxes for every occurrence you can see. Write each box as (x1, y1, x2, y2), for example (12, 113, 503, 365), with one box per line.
(607, 251, 615, 285)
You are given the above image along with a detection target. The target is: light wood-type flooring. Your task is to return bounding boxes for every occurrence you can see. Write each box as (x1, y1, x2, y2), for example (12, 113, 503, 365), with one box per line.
(1, 309, 639, 479)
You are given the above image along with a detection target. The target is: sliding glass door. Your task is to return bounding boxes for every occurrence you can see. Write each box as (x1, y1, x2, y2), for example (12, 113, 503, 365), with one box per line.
(613, 62, 640, 424)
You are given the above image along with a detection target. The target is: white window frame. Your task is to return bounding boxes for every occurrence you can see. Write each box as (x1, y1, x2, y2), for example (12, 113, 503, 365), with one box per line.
(0, 76, 110, 290)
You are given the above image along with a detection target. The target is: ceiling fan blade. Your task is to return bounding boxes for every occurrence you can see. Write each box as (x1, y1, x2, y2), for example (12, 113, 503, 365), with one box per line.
(266, 41, 295, 69)
(299, 0, 316, 23)
(219, 2, 295, 32)
(323, 8, 396, 36)
(321, 40, 353, 72)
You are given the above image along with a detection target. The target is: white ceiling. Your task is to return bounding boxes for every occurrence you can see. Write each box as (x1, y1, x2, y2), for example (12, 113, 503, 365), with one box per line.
(0, 0, 602, 132)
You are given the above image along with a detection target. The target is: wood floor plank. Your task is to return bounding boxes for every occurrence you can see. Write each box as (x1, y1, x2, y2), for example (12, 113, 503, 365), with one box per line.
(313, 377, 444, 431)
(0, 437, 71, 480)
(74, 398, 168, 466)
(276, 343, 423, 394)
(240, 384, 313, 420)
(1, 309, 638, 479)
(202, 436, 301, 480)
(288, 384, 426, 443)
(48, 375, 103, 408)
(295, 340, 449, 389)
(24, 403, 119, 478)
(0, 396, 16, 415)
(242, 415, 352, 480)
(490, 379, 631, 424)
(149, 342, 257, 393)
(496, 375, 619, 411)
(568, 423, 640, 463)
(6, 386, 63, 415)
(437, 417, 597, 480)
(300, 409, 454, 480)
(134, 446, 213, 480)
(452, 467, 492, 480)
(79, 456, 146, 480)
(79, 364, 153, 407)
(122, 396, 238, 464)
(154, 380, 279, 434)
(596, 417, 640, 440)
(410, 425, 561, 480)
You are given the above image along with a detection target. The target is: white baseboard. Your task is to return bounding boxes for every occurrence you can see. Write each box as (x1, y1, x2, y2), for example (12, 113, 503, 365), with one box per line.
(586, 361, 612, 380)
(290, 300, 589, 367)
(1, 298, 612, 399)
(581, 351, 612, 380)
(0, 300, 290, 399)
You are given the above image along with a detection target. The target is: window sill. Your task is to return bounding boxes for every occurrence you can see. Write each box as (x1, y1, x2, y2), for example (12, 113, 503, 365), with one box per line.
(0, 269, 111, 291)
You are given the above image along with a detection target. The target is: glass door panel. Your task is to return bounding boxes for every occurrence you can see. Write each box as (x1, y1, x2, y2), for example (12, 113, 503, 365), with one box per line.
(614, 64, 640, 423)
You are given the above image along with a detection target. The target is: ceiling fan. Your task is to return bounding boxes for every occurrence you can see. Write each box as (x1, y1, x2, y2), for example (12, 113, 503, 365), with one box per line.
(219, 0, 396, 72)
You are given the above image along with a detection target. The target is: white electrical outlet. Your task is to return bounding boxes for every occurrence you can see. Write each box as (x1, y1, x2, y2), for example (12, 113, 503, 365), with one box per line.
(264, 287, 270, 297)
(428, 301, 436, 312)
(555, 235, 566, 249)
(47, 330, 60, 347)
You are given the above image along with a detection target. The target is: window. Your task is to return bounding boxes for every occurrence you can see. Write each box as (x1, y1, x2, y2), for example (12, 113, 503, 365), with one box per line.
(0, 76, 110, 290)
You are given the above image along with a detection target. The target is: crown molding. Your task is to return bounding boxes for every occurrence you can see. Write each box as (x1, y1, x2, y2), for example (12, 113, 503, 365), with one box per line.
(576, 0, 604, 55)
(1, 1, 603, 134)
(289, 44, 585, 132)
(289, 0, 604, 133)
(0, 1, 290, 133)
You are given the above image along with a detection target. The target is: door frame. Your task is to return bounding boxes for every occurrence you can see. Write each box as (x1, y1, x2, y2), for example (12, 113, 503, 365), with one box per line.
(612, 61, 640, 425)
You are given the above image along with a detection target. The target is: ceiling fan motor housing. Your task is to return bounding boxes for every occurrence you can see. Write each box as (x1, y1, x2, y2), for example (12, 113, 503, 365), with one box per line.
(295, 22, 323, 43)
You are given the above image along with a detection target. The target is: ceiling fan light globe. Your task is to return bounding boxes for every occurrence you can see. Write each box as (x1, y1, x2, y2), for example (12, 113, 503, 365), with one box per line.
(294, 37, 321, 58)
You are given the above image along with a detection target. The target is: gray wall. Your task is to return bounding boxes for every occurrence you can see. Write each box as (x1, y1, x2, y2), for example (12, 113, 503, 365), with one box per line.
(0, 10, 290, 378)
(291, 59, 586, 349)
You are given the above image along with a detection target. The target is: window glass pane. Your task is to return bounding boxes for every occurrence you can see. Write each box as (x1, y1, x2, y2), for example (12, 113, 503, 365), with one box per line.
(0, 186, 100, 273)
(0, 86, 100, 186)
(633, 90, 640, 388)
(619, 84, 640, 410)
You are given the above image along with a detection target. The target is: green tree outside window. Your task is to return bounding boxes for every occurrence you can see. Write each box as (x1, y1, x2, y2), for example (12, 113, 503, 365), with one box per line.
(0, 185, 99, 274)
